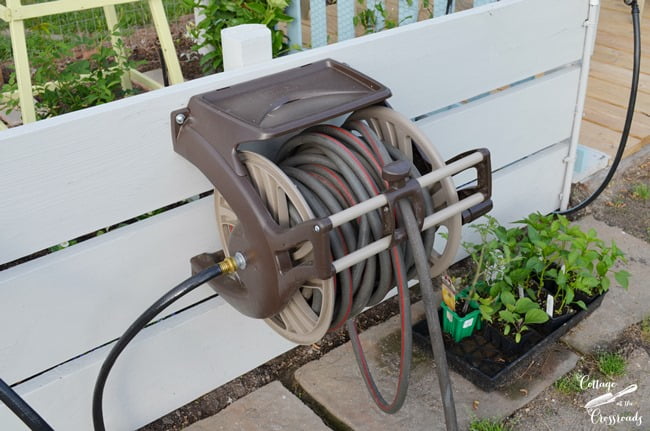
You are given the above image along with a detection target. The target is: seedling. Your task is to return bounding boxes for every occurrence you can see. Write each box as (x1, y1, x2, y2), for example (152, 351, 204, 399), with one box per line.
(597, 352, 626, 378)
(497, 292, 548, 343)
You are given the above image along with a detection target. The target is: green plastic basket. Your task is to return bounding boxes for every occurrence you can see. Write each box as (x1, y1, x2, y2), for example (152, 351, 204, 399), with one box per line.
(441, 301, 481, 342)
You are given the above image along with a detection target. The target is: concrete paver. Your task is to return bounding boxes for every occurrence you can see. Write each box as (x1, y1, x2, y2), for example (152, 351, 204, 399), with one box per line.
(562, 216, 650, 355)
(294, 303, 579, 431)
(183, 381, 331, 431)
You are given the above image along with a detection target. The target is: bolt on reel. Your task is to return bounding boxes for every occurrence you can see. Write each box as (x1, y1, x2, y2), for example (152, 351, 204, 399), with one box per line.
(171, 59, 492, 345)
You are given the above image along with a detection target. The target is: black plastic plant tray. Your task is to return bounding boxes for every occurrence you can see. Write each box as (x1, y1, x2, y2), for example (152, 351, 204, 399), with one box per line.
(413, 293, 605, 392)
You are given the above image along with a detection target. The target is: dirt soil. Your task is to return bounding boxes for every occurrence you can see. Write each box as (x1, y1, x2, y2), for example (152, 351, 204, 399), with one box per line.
(568, 147, 650, 243)
(124, 16, 205, 81)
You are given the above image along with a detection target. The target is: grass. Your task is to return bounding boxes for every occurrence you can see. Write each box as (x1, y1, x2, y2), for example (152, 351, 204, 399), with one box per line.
(469, 417, 512, 431)
(630, 183, 649, 200)
(641, 315, 650, 343)
(553, 372, 585, 395)
(597, 352, 626, 378)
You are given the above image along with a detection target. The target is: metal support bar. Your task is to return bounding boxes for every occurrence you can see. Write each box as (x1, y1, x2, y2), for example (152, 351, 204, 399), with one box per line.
(332, 192, 485, 273)
(329, 151, 484, 228)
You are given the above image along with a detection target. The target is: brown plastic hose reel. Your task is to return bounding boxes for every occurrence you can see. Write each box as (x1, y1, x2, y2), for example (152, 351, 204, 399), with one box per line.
(171, 59, 493, 344)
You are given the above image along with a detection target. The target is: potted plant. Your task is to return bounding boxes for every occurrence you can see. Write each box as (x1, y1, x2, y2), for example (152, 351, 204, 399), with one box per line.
(483, 291, 548, 354)
(519, 213, 630, 304)
(439, 276, 483, 343)
(439, 217, 507, 342)
(515, 213, 630, 333)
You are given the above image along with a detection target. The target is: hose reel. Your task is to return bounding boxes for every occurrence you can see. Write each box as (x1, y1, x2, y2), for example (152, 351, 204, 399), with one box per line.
(171, 59, 492, 428)
(172, 59, 492, 345)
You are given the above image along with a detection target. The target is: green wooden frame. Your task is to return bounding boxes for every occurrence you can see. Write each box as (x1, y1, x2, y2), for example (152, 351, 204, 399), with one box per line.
(0, 0, 184, 125)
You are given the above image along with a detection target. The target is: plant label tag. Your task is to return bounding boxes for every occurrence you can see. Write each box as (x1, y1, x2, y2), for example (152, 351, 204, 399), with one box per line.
(546, 294, 554, 317)
(463, 318, 474, 329)
(441, 273, 457, 311)
(518, 286, 525, 299)
(442, 286, 456, 311)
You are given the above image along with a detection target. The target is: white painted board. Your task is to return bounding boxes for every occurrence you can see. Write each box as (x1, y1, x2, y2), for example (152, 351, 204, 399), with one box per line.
(0, 197, 220, 384)
(0, 0, 590, 264)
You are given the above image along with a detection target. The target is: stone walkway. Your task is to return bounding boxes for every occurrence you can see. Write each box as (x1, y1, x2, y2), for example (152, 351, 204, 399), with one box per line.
(183, 217, 650, 430)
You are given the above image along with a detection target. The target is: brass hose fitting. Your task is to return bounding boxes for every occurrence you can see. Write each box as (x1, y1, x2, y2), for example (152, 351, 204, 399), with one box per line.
(218, 252, 246, 274)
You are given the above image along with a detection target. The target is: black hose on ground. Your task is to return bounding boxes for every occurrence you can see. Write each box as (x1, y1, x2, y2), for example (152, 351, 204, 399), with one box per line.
(92, 263, 225, 431)
(0, 379, 53, 431)
(557, 0, 640, 215)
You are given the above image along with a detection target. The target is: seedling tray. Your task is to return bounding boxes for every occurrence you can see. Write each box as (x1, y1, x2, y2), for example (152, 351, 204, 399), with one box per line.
(413, 293, 605, 392)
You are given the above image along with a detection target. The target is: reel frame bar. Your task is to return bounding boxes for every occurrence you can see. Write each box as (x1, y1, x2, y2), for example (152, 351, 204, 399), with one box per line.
(332, 192, 485, 274)
(328, 150, 487, 230)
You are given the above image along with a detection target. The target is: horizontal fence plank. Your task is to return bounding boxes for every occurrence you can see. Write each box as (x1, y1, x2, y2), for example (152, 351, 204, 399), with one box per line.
(0, 64, 582, 384)
(0, 0, 588, 264)
(0, 197, 221, 384)
(416, 65, 580, 171)
(0, 142, 569, 431)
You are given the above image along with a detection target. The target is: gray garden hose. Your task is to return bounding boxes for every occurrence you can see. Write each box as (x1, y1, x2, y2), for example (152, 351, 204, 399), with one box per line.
(274, 115, 459, 429)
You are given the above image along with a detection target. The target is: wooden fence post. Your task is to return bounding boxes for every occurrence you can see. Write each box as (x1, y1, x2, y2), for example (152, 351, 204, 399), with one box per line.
(221, 24, 272, 71)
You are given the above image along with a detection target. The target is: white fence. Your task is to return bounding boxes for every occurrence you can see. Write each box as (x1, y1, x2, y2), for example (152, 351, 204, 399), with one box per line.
(0, 0, 596, 429)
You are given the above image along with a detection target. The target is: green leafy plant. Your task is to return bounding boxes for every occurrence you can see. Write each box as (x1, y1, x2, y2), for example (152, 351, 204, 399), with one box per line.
(186, 0, 292, 74)
(496, 292, 548, 343)
(459, 213, 629, 343)
(519, 213, 630, 305)
(1, 30, 141, 119)
(353, 1, 398, 33)
(353, 0, 422, 34)
(459, 216, 528, 321)
(597, 352, 626, 378)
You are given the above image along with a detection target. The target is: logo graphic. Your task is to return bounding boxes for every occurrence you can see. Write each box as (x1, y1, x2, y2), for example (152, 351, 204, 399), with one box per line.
(584, 384, 638, 409)
(580, 376, 643, 427)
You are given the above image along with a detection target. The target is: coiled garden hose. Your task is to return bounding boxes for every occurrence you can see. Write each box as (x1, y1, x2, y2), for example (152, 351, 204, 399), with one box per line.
(275, 122, 458, 429)
(558, 0, 641, 215)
